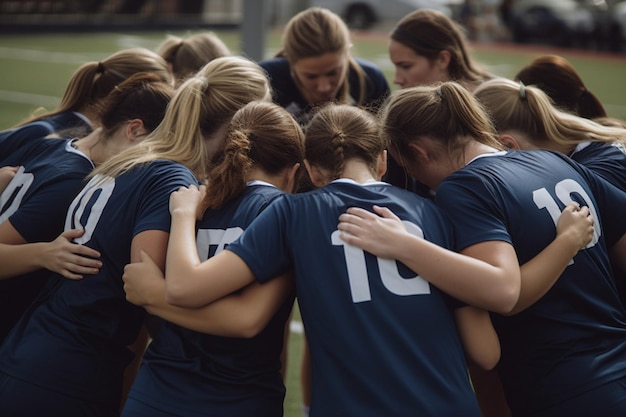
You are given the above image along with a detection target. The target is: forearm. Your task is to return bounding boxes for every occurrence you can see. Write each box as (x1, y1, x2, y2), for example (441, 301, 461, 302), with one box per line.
(165, 209, 207, 302)
(393, 234, 518, 313)
(0, 242, 47, 279)
(454, 306, 500, 370)
(510, 234, 579, 315)
(148, 275, 293, 337)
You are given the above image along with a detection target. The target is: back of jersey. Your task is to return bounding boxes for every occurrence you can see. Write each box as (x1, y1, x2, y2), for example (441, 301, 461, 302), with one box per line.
(230, 179, 481, 417)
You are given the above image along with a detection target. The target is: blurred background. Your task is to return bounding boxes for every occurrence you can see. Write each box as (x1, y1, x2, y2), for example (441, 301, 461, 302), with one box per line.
(0, 3, 625, 414)
(1, 0, 625, 52)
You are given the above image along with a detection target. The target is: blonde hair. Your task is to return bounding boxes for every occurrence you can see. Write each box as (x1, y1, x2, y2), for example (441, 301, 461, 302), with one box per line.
(157, 32, 231, 86)
(305, 104, 385, 180)
(91, 56, 272, 182)
(17, 48, 172, 127)
(390, 9, 493, 89)
(474, 78, 626, 150)
(279, 7, 368, 105)
(380, 82, 503, 167)
(202, 101, 304, 211)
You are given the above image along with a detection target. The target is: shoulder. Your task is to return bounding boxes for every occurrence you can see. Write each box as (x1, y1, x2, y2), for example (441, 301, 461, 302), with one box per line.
(129, 160, 197, 186)
(348, 57, 390, 101)
(353, 57, 385, 77)
(241, 184, 285, 212)
(573, 141, 626, 160)
(259, 57, 290, 77)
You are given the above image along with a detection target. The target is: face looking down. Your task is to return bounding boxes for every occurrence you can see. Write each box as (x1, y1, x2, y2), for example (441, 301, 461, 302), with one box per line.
(291, 51, 348, 105)
(389, 40, 449, 89)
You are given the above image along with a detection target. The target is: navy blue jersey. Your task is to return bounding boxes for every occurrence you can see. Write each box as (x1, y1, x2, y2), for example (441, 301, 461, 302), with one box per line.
(126, 182, 293, 417)
(571, 141, 626, 307)
(571, 141, 626, 193)
(0, 160, 198, 409)
(259, 57, 389, 127)
(435, 150, 626, 415)
(0, 126, 94, 342)
(0, 111, 91, 143)
(228, 179, 481, 417)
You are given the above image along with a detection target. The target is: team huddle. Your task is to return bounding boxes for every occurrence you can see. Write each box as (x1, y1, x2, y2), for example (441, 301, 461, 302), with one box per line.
(1, 6, 626, 417)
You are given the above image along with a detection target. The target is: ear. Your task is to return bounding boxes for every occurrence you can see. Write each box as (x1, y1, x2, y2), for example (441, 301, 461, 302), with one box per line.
(376, 150, 387, 180)
(284, 162, 301, 193)
(407, 142, 430, 162)
(304, 160, 329, 188)
(436, 50, 451, 71)
(126, 119, 148, 143)
(498, 134, 521, 150)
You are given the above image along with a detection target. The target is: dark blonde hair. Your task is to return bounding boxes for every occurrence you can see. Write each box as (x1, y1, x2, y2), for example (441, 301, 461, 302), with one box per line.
(305, 104, 385, 180)
(380, 82, 503, 167)
(515, 55, 606, 119)
(91, 56, 272, 182)
(202, 101, 304, 211)
(278, 7, 368, 105)
(474, 77, 626, 150)
(17, 48, 172, 127)
(157, 32, 231, 86)
(391, 9, 492, 89)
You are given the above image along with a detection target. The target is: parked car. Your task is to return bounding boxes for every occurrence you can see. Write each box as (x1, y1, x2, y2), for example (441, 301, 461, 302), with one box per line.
(510, 0, 601, 46)
(309, 0, 462, 29)
(607, 1, 626, 50)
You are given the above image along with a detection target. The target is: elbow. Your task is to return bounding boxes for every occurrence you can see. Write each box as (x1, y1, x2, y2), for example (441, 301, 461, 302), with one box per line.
(475, 350, 501, 371)
(493, 289, 518, 315)
(232, 306, 271, 338)
(165, 284, 200, 308)
(236, 318, 266, 339)
(490, 278, 520, 315)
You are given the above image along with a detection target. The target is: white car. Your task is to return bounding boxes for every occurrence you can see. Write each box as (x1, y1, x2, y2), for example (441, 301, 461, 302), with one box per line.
(309, 0, 462, 29)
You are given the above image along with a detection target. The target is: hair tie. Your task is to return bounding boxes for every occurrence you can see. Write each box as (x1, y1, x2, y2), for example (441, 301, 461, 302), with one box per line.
(195, 75, 209, 91)
(97, 62, 105, 74)
(332, 131, 345, 141)
(518, 81, 527, 100)
(435, 85, 443, 100)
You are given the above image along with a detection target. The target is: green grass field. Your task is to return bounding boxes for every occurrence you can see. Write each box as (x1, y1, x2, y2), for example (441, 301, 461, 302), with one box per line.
(0, 27, 625, 417)
(1, 28, 625, 131)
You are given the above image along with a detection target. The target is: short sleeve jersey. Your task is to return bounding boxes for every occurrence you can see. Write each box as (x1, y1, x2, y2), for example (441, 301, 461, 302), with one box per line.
(0, 120, 94, 342)
(0, 111, 91, 143)
(571, 141, 626, 305)
(228, 180, 481, 417)
(571, 141, 626, 193)
(435, 150, 626, 415)
(127, 182, 293, 417)
(0, 160, 198, 408)
(259, 57, 390, 126)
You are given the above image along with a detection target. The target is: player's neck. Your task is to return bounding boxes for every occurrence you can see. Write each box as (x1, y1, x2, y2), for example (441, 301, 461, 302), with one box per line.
(340, 160, 377, 184)
(73, 128, 101, 164)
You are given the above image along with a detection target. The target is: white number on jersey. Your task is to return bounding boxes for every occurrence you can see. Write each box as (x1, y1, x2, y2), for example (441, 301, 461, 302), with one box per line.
(0, 166, 32, 223)
(332, 221, 431, 303)
(64, 175, 115, 244)
(533, 178, 601, 265)
(196, 227, 244, 261)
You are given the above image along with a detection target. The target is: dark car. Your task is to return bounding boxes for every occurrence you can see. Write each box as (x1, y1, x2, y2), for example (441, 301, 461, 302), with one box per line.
(510, 0, 600, 46)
